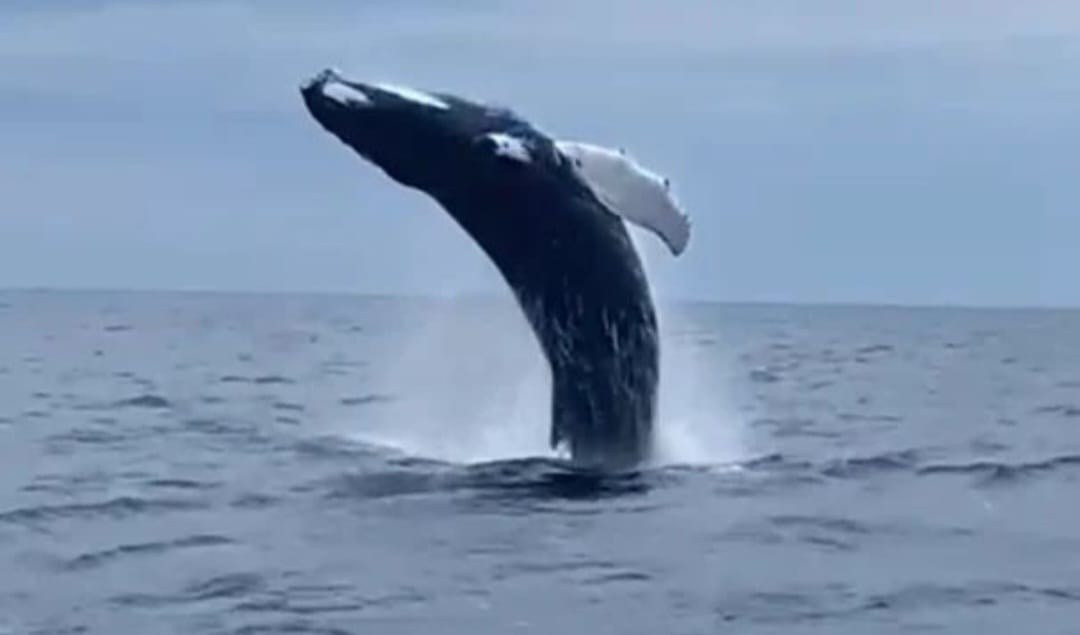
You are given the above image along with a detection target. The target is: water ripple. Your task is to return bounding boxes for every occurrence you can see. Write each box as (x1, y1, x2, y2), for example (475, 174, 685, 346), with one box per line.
(113, 394, 171, 409)
(113, 573, 266, 607)
(65, 534, 233, 570)
(820, 449, 923, 478)
(0, 496, 207, 526)
(919, 454, 1080, 485)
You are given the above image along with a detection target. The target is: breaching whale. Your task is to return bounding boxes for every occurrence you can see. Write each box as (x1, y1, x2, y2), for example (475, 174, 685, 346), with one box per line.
(300, 69, 691, 470)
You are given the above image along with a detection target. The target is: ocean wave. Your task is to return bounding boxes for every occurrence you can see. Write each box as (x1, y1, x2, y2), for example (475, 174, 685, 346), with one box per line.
(64, 534, 233, 570)
(113, 394, 172, 409)
(0, 496, 207, 526)
(113, 572, 266, 608)
(820, 449, 923, 478)
(1034, 404, 1080, 417)
(339, 394, 392, 407)
(918, 454, 1080, 485)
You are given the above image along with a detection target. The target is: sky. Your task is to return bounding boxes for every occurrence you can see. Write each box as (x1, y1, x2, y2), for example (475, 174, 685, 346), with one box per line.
(1, 0, 1077, 307)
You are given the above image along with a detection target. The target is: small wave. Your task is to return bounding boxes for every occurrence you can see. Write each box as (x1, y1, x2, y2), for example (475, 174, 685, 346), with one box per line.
(291, 436, 386, 461)
(836, 413, 902, 423)
(234, 591, 368, 616)
(855, 344, 894, 355)
(859, 581, 1080, 613)
(114, 394, 171, 409)
(749, 369, 781, 383)
(714, 578, 1080, 625)
(103, 324, 133, 332)
(47, 426, 127, 445)
(722, 514, 880, 553)
(309, 456, 655, 505)
(113, 573, 266, 608)
(144, 478, 220, 491)
(465, 459, 654, 501)
(770, 514, 873, 535)
(272, 402, 304, 412)
(254, 375, 296, 385)
(229, 624, 354, 635)
(581, 570, 652, 585)
(1033, 404, 1080, 417)
(918, 454, 1080, 485)
(0, 496, 206, 526)
(184, 417, 233, 434)
(752, 417, 840, 440)
(231, 493, 281, 509)
(219, 375, 250, 384)
(65, 534, 233, 570)
(820, 449, 922, 478)
(186, 573, 267, 602)
(339, 394, 392, 407)
(319, 470, 451, 501)
(494, 558, 620, 580)
(741, 453, 815, 472)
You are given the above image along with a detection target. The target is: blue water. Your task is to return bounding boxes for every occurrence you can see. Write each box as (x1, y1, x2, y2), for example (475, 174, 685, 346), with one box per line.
(1, 290, 1078, 634)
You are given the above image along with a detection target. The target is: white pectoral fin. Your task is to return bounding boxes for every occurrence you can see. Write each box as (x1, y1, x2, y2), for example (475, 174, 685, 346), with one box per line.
(615, 187, 691, 256)
(556, 140, 691, 256)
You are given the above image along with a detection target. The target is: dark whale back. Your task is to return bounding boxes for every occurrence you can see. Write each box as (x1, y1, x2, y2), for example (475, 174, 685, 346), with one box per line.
(300, 72, 659, 470)
(435, 142, 660, 468)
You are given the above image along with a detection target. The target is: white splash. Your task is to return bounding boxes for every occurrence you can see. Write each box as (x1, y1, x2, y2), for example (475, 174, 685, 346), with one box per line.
(327, 295, 745, 468)
(649, 305, 747, 467)
(322, 81, 372, 107)
(556, 140, 691, 256)
(486, 133, 532, 163)
(374, 82, 450, 110)
(333, 295, 552, 464)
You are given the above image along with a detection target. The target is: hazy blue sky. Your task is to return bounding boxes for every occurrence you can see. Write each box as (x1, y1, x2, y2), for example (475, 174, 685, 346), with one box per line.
(1, 1, 1077, 306)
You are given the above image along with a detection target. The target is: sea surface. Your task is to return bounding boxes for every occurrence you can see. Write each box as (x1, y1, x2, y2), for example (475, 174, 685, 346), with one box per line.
(1, 290, 1078, 634)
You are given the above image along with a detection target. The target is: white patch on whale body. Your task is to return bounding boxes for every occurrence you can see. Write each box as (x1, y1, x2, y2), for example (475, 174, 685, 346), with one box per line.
(555, 140, 691, 256)
(322, 81, 372, 107)
(373, 82, 450, 110)
(485, 133, 532, 163)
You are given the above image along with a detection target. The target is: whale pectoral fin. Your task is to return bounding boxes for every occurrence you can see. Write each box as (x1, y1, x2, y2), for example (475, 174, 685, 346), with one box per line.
(555, 140, 691, 256)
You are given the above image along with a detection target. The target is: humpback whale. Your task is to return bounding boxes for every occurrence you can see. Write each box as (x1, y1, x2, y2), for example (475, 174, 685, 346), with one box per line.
(300, 69, 690, 470)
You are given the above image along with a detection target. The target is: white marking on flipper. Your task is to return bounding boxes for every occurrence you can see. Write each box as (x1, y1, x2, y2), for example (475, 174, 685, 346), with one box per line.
(555, 140, 691, 256)
(373, 82, 450, 110)
(485, 133, 532, 163)
(322, 82, 372, 107)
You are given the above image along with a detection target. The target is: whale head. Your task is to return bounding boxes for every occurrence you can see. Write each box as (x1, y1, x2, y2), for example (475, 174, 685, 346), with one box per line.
(300, 68, 531, 193)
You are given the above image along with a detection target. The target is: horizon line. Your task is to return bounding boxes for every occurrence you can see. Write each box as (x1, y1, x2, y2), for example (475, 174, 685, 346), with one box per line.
(0, 284, 1076, 313)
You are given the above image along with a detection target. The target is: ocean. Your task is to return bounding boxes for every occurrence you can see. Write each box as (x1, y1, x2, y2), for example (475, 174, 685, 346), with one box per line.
(1, 290, 1078, 634)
